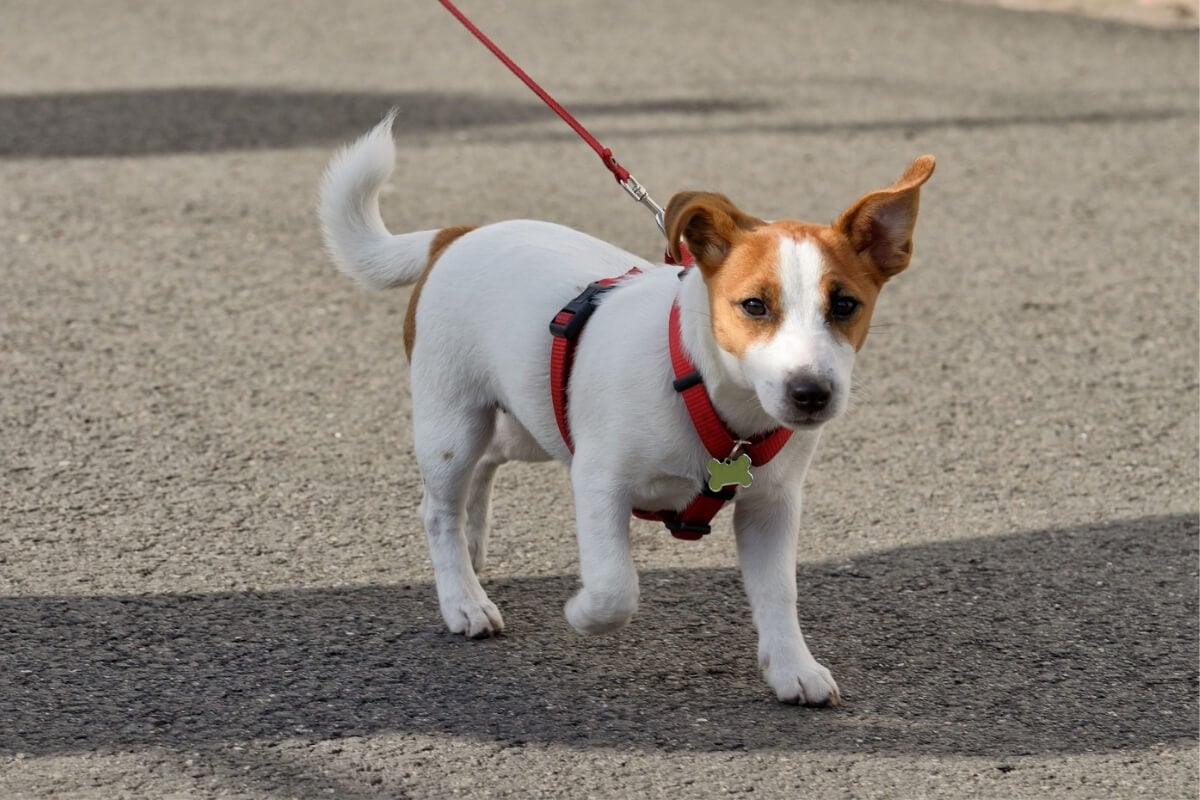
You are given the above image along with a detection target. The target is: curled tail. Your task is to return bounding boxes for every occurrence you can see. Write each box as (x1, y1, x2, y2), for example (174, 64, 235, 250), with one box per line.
(319, 111, 438, 289)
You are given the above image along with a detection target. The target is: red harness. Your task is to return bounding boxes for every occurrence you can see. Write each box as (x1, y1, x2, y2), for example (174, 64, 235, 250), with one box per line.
(548, 265, 792, 540)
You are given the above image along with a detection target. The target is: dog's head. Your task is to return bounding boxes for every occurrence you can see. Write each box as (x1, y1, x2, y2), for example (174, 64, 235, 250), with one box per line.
(665, 156, 934, 430)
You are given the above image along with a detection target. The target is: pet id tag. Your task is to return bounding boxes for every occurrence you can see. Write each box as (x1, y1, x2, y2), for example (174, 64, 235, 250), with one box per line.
(707, 452, 754, 493)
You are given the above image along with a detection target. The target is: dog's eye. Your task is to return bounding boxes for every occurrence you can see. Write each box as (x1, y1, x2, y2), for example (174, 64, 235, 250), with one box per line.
(740, 298, 769, 318)
(829, 294, 860, 321)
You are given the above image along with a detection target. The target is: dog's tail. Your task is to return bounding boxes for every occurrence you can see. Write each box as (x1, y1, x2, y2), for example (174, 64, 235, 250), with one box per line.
(319, 111, 438, 290)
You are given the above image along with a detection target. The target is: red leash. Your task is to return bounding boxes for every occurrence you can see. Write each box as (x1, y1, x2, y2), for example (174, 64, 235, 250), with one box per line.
(437, 0, 668, 234)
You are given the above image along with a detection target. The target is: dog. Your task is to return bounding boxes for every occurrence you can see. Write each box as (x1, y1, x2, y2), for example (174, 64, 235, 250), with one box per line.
(319, 112, 934, 706)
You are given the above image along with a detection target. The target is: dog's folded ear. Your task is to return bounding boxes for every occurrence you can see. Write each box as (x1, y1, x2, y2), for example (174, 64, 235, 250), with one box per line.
(664, 191, 764, 272)
(836, 155, 935, 279)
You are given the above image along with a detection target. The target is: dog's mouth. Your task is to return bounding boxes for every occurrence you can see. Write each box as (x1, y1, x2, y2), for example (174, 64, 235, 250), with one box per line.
(773, 402, 841, 430)
(781, 413, 833, 430)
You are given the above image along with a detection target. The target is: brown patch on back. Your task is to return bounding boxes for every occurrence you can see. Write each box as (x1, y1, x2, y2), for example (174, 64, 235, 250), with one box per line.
(403, 225, 475, 360)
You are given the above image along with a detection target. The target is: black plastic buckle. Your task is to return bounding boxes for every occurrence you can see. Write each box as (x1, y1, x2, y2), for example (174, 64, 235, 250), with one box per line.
(548, 282, 616, 340)
(662, 517, 711, 536)
(672, 370, 704, 393)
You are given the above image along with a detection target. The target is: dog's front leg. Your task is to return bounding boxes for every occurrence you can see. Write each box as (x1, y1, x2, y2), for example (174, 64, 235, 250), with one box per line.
(733, 495, 841, 706)
(563, 456, 639, 635)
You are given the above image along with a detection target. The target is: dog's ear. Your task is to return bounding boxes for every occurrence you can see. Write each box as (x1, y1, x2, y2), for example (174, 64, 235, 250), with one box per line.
(664, 191, 764, 272)
(835, 155, 935, 280)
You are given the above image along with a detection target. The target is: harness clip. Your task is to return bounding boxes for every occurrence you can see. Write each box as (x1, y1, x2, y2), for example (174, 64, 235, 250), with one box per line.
(549, 281, 618, 340)
(663, 517, 711, 539)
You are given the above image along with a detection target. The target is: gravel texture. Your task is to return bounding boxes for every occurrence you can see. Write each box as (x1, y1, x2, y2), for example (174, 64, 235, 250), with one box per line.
(1, 0, 1197, 797)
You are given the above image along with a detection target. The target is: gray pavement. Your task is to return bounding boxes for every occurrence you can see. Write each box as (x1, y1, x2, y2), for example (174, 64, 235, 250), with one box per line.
(1, 1, 1197, 798)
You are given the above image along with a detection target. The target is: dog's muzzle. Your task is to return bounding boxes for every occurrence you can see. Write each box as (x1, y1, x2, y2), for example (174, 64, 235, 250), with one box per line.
(787, 374, 833, 414)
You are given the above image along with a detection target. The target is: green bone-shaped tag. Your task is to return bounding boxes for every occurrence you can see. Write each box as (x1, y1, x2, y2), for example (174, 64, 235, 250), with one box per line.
(706, 453, 754, 492)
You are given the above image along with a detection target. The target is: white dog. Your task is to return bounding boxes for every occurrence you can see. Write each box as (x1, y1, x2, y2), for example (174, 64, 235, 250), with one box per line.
(320, 113, 933, 706)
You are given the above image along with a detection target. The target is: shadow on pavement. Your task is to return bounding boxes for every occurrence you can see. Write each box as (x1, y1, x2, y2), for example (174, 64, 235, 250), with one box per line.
(1, 513, 1195, 757)
(2, 87, 1191, 159)
(0, 87, 769, 159)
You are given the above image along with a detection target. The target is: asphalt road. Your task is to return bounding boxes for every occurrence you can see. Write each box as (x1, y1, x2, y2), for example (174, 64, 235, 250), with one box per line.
(1, 1, 1197, 798)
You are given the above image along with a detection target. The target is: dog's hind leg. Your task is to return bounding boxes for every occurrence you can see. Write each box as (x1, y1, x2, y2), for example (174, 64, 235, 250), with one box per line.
(413, 397, 505, 638)
(464, 410, 550, 573)
(463, 447, 504, 575)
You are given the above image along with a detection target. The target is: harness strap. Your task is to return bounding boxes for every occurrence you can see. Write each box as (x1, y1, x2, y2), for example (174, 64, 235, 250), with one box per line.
(669, 303, 793, 465)
(630, 304, 792, 539)
(632, 487, 735, 540)
(548, 259, 791, 541)
(549, 271, 640, 453)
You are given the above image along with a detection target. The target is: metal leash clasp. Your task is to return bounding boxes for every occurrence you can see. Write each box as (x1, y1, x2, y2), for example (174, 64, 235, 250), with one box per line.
(620, 173, 667, 235)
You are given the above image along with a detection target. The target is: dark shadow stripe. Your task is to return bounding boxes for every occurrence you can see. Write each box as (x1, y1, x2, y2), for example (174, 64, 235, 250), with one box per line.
(471, 106, 1196, 145)
(0, 514, 1194, 759)
(2, 87, 1188, 160)
(0, 87, 770, 158)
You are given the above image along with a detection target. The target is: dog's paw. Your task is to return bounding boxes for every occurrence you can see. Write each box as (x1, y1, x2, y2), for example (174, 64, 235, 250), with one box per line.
(762, 656, 841, 707)
(439, 593, 505, 639)
(564, 588, 637, 635)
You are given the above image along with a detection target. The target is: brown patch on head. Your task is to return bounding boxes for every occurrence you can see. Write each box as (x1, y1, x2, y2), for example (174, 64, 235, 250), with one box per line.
(810, 226, 884, 351)
(674, 156, 934, 357)
(403, 225, 475, 360)
(702, 225, 786, 357)
(823, 155, 934, 350)
(835, 155, 935, 280)
(703, 222, 885, 357)
(663, 191, 765, 273)
(663, 192, 773, 357)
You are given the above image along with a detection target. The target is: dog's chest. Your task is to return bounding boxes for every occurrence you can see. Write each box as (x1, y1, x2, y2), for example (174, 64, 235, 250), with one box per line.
(630, 473, 704, 513)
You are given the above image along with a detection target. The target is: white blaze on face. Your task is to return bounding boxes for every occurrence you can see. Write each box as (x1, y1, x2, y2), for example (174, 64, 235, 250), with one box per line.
(740, 237, 856, 424)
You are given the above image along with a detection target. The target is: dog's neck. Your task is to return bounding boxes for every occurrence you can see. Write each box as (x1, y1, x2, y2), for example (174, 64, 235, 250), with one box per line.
(675, 270, 787, 439)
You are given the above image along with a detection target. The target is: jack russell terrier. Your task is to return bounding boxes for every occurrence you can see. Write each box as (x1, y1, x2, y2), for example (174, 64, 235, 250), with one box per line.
(319, 112, 934, 706)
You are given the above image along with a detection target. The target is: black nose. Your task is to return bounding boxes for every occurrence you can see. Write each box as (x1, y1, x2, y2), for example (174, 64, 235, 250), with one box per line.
(787, 375, 833, 413)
